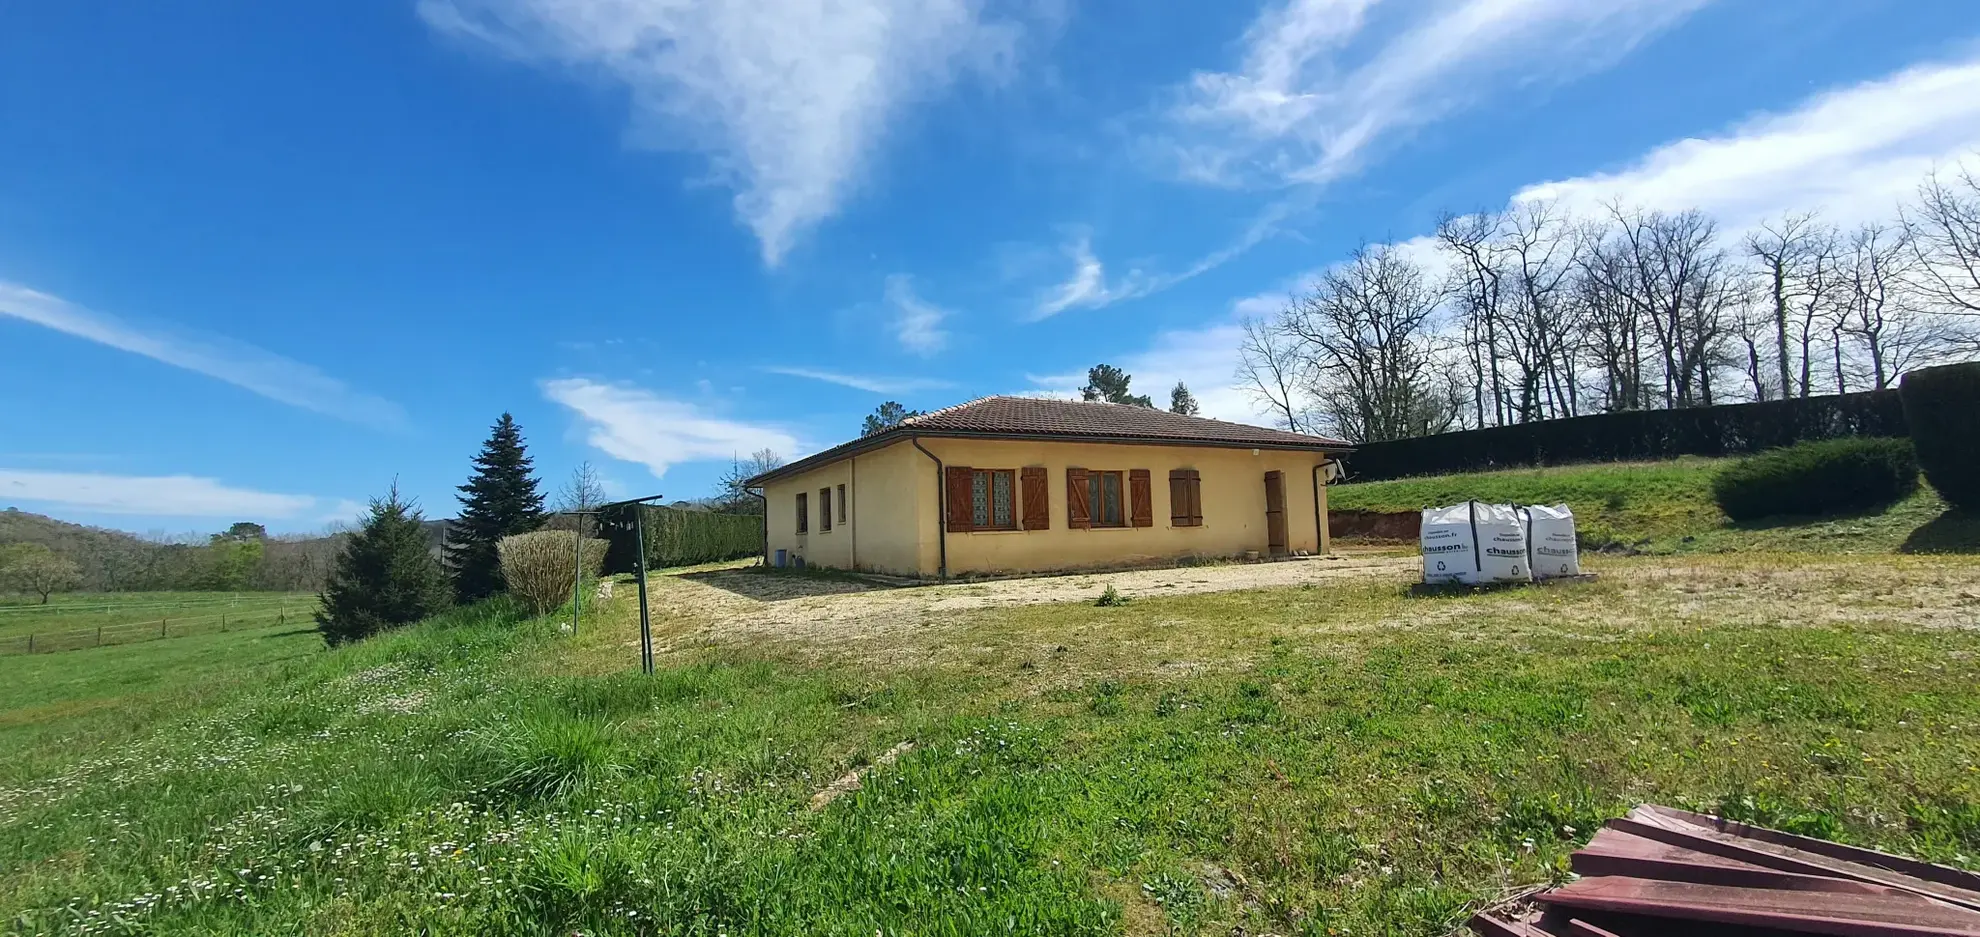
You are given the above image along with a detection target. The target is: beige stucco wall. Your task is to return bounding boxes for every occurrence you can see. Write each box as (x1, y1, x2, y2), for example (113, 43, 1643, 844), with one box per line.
(765, 437, 1334, 578)
(762, 439, 926, 575)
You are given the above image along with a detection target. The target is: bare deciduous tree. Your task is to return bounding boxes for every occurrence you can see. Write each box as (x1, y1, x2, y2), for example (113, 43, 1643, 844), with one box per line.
(1279, 243, 1457, 442)
(1903, 160, 1980, 316)
(1236, 313, 1310, 432)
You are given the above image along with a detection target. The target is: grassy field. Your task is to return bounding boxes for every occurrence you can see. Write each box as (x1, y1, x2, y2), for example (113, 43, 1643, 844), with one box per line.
(3, 552, 1979, 935)
(0, 592, 317, 655)
(1329, 456, 1980, 554)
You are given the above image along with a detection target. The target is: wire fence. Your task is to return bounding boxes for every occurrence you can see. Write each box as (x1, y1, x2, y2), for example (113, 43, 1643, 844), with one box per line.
(0, 599, 317, 656)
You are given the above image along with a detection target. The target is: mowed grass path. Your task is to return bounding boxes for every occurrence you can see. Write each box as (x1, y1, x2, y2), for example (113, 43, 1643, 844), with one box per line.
(4, 554, 1980, 935)
(1329, 457, 1977, 554)
(0, 592, 316, 654)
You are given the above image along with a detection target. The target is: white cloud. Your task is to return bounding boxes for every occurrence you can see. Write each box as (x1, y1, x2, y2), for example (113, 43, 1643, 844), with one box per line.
(883, 275, 950, 354)
(1030, 235, 1154, 319)
(0, 469, 324, 518)
(542, 378, 800, 479)
(0, 281, 409, 431)
(1515, 54, 1980, 231)
(759, 366, 953, 395)
(421, 0, 1028, 265)
(1171, 0, 1707, 186)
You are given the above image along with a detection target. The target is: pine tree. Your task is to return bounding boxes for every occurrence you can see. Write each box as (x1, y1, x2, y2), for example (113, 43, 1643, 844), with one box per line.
(1080, 364, 1154, 407)
(1169, 381, 1201, 417)
(861, 401, 924, 436)
(316, 485, 450, 646)
(446, 413, 547, 602)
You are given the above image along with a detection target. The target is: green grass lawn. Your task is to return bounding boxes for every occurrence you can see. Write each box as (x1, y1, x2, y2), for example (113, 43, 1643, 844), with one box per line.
(4, 555, 1979, 935)
(0, 591, 316, 653)
(1329, 457, 1979, 554)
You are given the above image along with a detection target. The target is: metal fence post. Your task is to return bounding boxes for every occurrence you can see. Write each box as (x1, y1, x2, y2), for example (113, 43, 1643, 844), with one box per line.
(26, 634, 32, 654)
(634, 506, 653, 675)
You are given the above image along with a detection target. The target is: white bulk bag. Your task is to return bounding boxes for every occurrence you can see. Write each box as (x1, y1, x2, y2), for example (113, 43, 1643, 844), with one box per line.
(1523, 504, 1581, 580)
(1421, 501, 1531, 585)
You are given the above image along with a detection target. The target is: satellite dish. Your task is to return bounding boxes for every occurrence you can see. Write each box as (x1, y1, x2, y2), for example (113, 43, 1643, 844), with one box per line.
(1323, 461, 1345, 484)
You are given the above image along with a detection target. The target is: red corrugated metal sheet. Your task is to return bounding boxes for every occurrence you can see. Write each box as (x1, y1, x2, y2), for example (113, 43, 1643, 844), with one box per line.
(1472, 804, 1980, 936)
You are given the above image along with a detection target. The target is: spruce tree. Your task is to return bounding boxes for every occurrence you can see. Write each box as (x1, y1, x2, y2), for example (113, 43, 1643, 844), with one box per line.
(317, 485, 450, 646)
(446, 412, 547, 602)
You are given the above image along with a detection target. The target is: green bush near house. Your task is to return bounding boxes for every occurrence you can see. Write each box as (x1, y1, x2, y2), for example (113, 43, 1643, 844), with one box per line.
(1711, 437, 1919, 522)
(1900, 362, 1980, 513)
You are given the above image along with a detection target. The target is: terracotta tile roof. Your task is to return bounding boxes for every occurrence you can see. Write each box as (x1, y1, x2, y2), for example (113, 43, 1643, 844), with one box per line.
(749, 396, 1350, 485)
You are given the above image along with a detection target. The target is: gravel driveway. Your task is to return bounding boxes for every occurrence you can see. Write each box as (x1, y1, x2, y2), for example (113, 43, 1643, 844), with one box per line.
(647, 551, 1418, 648)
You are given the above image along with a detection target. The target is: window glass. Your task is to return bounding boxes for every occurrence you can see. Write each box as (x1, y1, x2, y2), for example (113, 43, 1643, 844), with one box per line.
(971, 471, 990, 528)
(1087, 472, 1124, 526)
(992, 471, 1013, 528)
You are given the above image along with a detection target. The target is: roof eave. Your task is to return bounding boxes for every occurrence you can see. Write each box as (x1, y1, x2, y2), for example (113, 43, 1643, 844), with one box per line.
(745, 428, 1354, 486)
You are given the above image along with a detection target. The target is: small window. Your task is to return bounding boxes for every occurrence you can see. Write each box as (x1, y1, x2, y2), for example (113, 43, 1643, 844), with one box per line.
(970, 469, 1018, 530)
(1087, 471, 1125, 527)
(819, 487, 833, 531)
(837, 484, 847, 524)
(796, 492, 808, 534)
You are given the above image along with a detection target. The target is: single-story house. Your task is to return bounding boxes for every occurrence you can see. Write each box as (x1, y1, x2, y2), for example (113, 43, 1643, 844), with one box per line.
(745, 396, 1353, 579)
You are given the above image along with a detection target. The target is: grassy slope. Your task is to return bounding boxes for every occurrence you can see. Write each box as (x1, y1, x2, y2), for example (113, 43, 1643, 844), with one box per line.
(1329, 457, 1978, 554)
(4, 558, 1980, 935)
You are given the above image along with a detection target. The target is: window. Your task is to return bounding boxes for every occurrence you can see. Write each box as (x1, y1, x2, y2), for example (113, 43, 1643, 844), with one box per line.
(1087, 471, 1125, 527)
(944, 466, 1021, 531)
(1169, 469, 1203, 527)
(796, 491, 808, 534)
(819, 487, 833, 531)
(837, 484, 847, 524)
(1068, 468, 1151, 529)
(970, 469, 1018, 530)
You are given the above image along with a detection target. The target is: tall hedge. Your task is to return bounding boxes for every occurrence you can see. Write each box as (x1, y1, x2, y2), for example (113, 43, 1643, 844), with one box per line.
(1342, 389, 1908, 481)
(1900, 362, 1980, 512)
(1711, 437, 1919, 522)
(599, 506, 763, 572)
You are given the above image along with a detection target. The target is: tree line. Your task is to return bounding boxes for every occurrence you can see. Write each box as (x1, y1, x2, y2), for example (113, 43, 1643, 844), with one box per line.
(1238, 160, 1980, 442)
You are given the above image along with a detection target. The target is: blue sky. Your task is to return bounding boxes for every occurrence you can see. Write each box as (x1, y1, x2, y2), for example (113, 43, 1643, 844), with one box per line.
(3, 0, 1978, 533)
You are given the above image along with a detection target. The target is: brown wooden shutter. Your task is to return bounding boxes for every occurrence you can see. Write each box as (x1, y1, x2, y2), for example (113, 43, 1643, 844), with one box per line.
(1169, 469, 1191, 526)
(1020, 467, 1049, 530)
(1129, 469, 1153, 528)
(1065, 467, 1090, 529)
(1189, 471, 1203, 525)
(944, 466, 974, 532)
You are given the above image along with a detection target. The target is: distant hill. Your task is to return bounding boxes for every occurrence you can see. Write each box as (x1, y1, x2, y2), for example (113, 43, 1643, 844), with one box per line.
(0, 508, 351, 593)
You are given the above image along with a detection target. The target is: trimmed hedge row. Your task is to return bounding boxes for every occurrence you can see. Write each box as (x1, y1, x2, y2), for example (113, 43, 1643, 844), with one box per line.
(1900, 362, 1980, 512)
(600, 506, 763, 572)
(1342, 390, 1908, 481)
(1711, 437, 1919, 522)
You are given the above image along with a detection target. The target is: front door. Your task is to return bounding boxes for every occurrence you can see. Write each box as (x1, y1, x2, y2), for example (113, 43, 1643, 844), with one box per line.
(1263, 470, 1287, 555)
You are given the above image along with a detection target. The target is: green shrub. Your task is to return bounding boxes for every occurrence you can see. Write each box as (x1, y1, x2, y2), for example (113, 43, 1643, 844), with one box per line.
(1900, 362, 1980, 512)
(1711, 437, 1919, 521)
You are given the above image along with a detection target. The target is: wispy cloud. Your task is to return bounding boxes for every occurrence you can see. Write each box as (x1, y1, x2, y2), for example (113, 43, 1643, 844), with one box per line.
(1169, 0, 1708, 187)
(0, 281, 408, 431)
(543, 378, 800, 478)
(1029, 200, 1305, 318)
(420, 0, 1034, 266)
(759, 366, 953, 395)
(884, 275, 951, 355)
(1516, 54, 1980, 231)
(1030, 235, 1150, 319)
(0, 469, 326, 518)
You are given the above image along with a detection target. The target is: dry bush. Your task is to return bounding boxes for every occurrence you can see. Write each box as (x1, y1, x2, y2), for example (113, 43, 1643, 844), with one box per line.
(498, 531, 608, 614)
